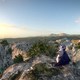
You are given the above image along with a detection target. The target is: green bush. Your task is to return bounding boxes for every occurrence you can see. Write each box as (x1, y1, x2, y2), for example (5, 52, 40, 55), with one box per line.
(75, 42, 80, 49)
(45, 45, 58, 58)
(10, 71, 21, 80)
(27, 63, 60, 80)
(28, 41, 58, 58)
(7, 48, 12, 54)
(0, 68, 4, 74)
(0, 40, 9, 46)
(76, 45, 80, 49)
(33, 63, 60, 76)
(13, 54, 23, 63)
(68, 46, 73, 50)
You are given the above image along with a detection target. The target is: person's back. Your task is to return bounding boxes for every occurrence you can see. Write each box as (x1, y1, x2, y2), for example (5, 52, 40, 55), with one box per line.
(55, 45, 71, 66)
(59, 50, 71, 65)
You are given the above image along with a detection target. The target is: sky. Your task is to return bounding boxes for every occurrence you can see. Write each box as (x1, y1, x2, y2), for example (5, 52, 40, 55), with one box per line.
(0, 0, 80, 38)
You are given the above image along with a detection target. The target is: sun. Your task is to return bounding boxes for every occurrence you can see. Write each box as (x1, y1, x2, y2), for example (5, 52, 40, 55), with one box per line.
(0, 24, 27, 38)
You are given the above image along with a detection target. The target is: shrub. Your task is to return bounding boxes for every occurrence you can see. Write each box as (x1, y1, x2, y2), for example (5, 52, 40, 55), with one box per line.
(13, 54, 23, 63)
(28, 41, 58, 58)
(0, 68, 4, 74)
(10, 71, 21, 80)
(7, 48, 12, 54)
(27, 63, 60, 80)
(75, 42, 80, 49)
(68, 46, 73, 50)
(33, 63, 60, 76)
(0, 40, 9, 46)
(45, 44, 58, 58)
(28, 41, 47, 57)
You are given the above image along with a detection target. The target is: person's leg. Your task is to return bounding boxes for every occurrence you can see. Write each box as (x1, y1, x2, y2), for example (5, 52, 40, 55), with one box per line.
(50, 62, 56, 66)
(54, 62, 62, 67)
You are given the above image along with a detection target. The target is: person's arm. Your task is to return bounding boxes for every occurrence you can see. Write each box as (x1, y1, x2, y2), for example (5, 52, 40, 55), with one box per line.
(56, 51, 63, 63)
(56, 54, 60, 63)
(59, 51, 63, 57)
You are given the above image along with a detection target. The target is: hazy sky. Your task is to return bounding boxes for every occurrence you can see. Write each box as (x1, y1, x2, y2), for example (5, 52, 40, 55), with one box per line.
(0, 0, 80, 38)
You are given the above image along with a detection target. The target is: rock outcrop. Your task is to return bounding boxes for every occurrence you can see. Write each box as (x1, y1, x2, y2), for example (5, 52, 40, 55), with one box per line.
(11, 42, 32, 60)
(1, 55, 80, 80)
(1, 39, 80, 80)
(0, 44, 13, 71)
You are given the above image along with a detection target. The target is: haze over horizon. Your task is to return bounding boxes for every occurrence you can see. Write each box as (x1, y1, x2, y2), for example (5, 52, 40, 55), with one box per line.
(0, 0, 80, 38)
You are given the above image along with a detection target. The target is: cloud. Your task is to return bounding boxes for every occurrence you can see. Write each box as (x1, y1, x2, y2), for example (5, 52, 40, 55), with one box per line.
(75, 18, 80, 24)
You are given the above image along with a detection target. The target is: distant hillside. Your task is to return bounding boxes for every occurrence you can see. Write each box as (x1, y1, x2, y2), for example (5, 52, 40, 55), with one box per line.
(0, 35, 80, 43)
(50, 33, 69, 36)
(58, 33, 69, 36)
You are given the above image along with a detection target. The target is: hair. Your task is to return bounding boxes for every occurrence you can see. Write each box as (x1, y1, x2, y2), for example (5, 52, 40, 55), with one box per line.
(62, 45, 66, 50)
(59, 45, 66, 51)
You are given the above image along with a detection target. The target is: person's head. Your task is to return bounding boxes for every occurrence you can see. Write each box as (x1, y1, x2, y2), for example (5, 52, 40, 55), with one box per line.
(62, 45, 66, 51)
(59, 45, 66, 51)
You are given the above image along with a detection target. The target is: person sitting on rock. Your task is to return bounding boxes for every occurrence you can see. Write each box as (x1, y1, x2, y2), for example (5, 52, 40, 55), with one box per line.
(55, 45, 71, 66)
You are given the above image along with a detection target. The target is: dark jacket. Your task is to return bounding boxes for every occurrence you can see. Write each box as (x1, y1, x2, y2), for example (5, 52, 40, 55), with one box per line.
(55, 50, 71, 66)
